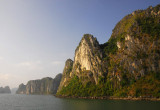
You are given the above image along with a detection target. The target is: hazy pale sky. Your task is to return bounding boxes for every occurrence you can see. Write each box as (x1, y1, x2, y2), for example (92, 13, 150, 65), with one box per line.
(0, 0, 159, 88)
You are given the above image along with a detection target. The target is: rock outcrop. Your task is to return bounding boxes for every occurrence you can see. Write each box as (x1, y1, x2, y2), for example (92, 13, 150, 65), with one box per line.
(71, 34, 106, 84)
(0, 86, 11, 93)
(16, 73, 62, 94)
(16, 83, 26, 94)
(57, 59, 73, 92)
(57, 34, 107, 93)
(57, 4, 160, 97)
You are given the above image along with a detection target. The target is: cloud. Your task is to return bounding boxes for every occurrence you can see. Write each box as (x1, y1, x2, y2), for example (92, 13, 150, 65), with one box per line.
(16, 61, 43, 71)
(17, 61, 42, 66)
(0, 60, 64, 88)
(51, 61, 63, 65)
(0, 73, 22, 88)
(0, 73, 10, 80)
(0, 56, 4, 60)
(19, 62, 32, 66)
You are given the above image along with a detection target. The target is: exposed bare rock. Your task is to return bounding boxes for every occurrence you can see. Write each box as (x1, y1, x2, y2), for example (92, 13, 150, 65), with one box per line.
(57, 59, 73, 92)
(16, 74, 62, 95)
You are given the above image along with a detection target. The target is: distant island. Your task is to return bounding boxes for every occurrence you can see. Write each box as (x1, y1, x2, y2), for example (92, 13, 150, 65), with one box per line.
(16, 73, 62, 95)
(0, 86, 11, 94)
(17, 4, 160, 100)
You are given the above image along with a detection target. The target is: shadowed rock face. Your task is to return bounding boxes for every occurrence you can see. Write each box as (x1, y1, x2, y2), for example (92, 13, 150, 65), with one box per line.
(57, 59, 73, 93)
(16, 83, 26, 94)
(0, 86, 11, 93)
(16, 74, 62, 95)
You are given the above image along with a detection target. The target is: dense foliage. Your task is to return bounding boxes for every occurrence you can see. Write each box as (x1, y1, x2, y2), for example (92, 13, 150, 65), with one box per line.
(57, 76, 114, 97)
(58, 72, 160, 98)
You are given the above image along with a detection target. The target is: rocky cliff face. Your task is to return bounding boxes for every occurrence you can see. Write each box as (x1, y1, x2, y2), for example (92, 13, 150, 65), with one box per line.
(16, 74, 62, 94)
(57, 4, 160, 97)
(0, 86, 11, 93)
(57, 59, 73, 92)
(103, 4, 160, 90)
(57, 34, 106, 93)
(71, 34, 106, 84)
(16, 83, 26, 94)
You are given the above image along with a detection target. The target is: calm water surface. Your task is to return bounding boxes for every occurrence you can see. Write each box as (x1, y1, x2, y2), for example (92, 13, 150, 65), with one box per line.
(0, 94, 160, 110)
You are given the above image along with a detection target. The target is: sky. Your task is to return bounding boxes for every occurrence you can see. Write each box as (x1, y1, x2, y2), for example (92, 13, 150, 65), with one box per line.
(0, 0, 159, 88)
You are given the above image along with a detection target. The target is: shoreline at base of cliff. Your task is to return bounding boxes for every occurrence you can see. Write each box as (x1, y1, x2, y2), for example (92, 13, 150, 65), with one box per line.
(55, 95, 160, 101)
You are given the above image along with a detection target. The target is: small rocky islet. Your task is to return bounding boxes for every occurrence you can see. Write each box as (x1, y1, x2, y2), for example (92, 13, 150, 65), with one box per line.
(17, 4, 160, 100)
(0, 86, 11, 94)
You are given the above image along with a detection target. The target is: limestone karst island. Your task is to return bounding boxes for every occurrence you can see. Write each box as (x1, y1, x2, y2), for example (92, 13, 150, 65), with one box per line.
(16, 4, 160, 100)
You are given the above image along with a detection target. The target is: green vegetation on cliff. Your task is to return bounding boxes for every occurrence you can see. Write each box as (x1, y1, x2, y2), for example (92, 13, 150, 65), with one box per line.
(58, 72, 160, 98)
(57, 4, 160, 98)
(57, 76, 114, 97)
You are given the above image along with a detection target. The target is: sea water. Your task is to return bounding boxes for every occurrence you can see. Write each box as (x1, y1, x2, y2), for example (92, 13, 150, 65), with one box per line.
(0, 94, 160, 110)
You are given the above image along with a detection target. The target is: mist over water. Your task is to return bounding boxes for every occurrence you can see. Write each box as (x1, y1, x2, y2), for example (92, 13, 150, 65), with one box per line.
(0, 94, 160, 110)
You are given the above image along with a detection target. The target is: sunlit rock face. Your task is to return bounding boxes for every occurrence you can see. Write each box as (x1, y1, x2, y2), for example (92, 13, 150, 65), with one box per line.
(71, 34, 104, 84)
(16, 74, 62, 95)
(58, 34, 107, 93)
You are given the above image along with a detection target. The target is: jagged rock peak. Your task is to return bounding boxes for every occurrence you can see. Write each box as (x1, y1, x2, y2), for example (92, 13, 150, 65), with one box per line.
(82, 34, 97, 42)
(65, 58, 73, 63)
(57, 59, 73, 92)
(76, 34, 100, 52)
(41, 77, 52, 80)
(57, 34, 106, 93)
(16, 83, 26, 94)
(63, 59, 73, 75)
(71, 34, 105, 84)
(55, 73, 63, 79)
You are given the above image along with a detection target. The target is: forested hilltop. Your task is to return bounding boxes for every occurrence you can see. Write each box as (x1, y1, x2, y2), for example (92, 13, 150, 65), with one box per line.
(57, 4, 160, 98)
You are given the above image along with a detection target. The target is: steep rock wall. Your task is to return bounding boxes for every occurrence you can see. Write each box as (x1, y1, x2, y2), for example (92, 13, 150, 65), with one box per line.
(16, 74, 62, 94)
